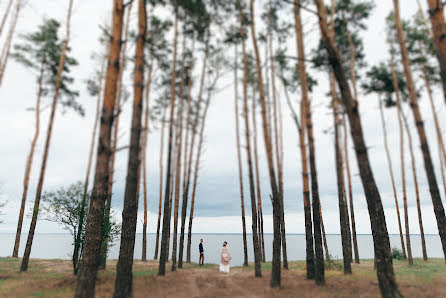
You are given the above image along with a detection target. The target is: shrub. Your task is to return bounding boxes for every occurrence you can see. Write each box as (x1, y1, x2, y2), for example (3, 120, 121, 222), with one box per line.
(392, 247, 404, 260)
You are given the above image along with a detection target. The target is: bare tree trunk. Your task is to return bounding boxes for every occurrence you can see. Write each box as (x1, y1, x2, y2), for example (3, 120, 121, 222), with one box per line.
(20, 0, 73, 272)
(75, 1, 124, 296)
(186, 40, 209, 263)
(0, 0, 21, 86)
(154, 108, 166, 260)
(252, 86, 266, 263)
(332, 78, 352, 274)
(0, 0, 13, 37)
(389, 57, 408, 260)
(295, 0, 325, 284)
(158, 4, 179, 275)
(234, 45, 249, 267)
(113, 1, 146, 295)
(12, 62, 44, 258)
(426, 0, 446, 104)
(240, 0, 262, 278)
(313, 1, 401, 296)
(248, 0, 281, 287)
(394, 0, 446, 262)
(342, 112, 359, 264)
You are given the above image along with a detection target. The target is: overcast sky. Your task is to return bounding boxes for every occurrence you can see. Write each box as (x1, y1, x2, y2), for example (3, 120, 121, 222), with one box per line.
(0, 0, 444, 238)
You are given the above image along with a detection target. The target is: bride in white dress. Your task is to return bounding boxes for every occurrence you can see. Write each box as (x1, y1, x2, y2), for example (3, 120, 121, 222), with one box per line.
(219, 241, 231, 273)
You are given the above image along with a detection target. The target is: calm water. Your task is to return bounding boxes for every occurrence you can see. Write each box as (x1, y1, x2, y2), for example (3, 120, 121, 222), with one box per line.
(0, 233, 443, 266)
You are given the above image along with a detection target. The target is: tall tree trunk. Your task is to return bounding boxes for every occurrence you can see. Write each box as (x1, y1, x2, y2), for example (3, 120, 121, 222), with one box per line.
(12, 62, 44, 258)
(154, 108, 166, 260)
(158, 4, 179, 275)
(0, 0, 21, 86)
(426, 0, 446, 104)
(113, 1, 146, 295)
(268, 3, 288, 270)
(186, 40, 209, 263)
(241, 0, 262, 278)
(0, 0, 13, 37)
(234, 45, 249, 267)
(389, 57, 408, 260)
(141, 55, 154, 262)
(75, 1, 124, 296)
(313, 1, 401, 296)
(331, 78, 352, 275)
(295, 0, 325, 283)
(252, 86, 266, 263)
(73, 51, 107, 274)
(20, 0, 73, 272)
(248, 0, 281, 287)
(178, 39, 196, 269)
(342, 112, 359, 264)
(98, 3, 133, 270)
(394, 0, 446, 261)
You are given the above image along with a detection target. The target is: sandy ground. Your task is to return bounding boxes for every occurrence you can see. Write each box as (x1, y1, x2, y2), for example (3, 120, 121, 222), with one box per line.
(1, 258, 446, 297)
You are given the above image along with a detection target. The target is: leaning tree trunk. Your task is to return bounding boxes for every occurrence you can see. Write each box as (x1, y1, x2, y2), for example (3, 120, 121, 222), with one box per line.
(20, 0, 74, 272)
(393, 0, 446, 262)
(0, 0, 13, 38)
(158, 5, 178, 275)
(295, 0, 325, 283)
(426, 0, 446, 104)
(0, 0, 21, 86)
(12, 62, 44, 258)
(234, 45, 249, 267)
(313, 1, 402, 296)
(342, 112, 359, 264)
(113, 1, 146, 296)
(241, 3, 262, 276)
(331, 79, 352, 275)
(75, 1, 124, 296)
(154, 108, 166, 260)
(249, 0, 281, 287)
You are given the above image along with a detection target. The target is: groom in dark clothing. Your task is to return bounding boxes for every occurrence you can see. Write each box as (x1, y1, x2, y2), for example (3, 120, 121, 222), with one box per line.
(199, 239, 204, 266)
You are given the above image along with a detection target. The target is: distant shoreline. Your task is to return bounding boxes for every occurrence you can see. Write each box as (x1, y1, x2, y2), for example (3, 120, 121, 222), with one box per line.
(0, 232, 439, 235)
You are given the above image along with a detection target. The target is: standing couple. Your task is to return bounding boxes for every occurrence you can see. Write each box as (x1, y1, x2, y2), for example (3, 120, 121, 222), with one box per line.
(198, 239, 231, 273)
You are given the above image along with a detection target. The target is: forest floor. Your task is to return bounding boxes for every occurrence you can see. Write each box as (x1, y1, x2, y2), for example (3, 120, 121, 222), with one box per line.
(0, 257, 445, 297)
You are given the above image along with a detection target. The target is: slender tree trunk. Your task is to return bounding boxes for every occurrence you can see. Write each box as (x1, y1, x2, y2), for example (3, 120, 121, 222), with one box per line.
(267, 3, 288, 270)
(394, 0, 446, 262)
(113, 1, 146, 296)
(75, 1, 124, 296)
(158, 4, 178, 275)
(154, 108, 166, 260)
(20, 0, 73, 272)
(141, 55, 154, 262)
(426, 0, 446, 104)
(0, 0, 21, 86)
(0, 0, 13, 37)
(389, 57, 408, 259)
(241, 1, 262, 278)
(248, 0, 281, 287)
(331, 78, 352, 274)
(234, 45, 249, 267)
(12, 62, 44, 258)
(313, 1, 401, 296)
(342, 112, 359, 264)
(252, 86, 266, 263)
(295, 0, 325, 283)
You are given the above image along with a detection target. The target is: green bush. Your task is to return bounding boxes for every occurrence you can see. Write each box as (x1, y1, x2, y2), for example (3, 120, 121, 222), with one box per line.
(392, 247, 404, 260)
(324, 254, 343, 271)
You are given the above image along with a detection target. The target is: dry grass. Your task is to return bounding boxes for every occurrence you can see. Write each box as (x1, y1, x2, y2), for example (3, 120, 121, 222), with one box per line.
(0, 257, 445, 297)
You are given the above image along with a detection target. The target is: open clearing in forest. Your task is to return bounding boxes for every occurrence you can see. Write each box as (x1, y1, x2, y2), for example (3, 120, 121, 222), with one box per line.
(0, 257, 445, 297)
